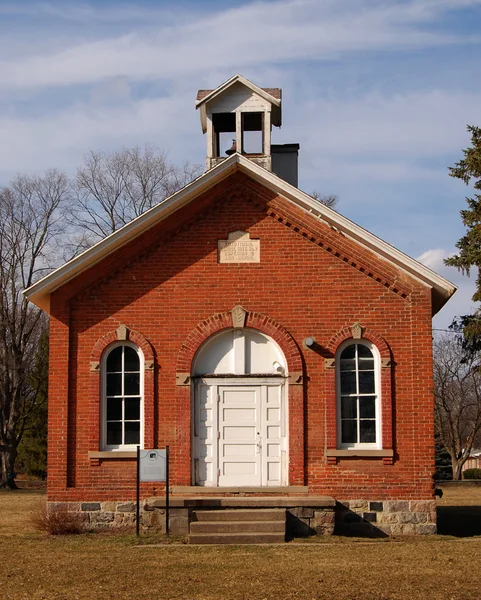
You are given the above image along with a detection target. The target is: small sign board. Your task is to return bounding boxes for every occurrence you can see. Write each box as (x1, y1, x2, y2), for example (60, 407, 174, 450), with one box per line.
(139, 449, 166, 482)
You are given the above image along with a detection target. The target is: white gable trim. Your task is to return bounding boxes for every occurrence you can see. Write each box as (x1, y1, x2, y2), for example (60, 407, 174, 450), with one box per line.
(196, 74, 281, 109)
(24, 153, 455, 314)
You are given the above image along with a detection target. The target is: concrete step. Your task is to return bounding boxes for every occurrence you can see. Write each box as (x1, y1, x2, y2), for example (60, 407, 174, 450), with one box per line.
(190, 520, 285, 534)
(193, 509, 285, 522)
(189, 532, 285, 544)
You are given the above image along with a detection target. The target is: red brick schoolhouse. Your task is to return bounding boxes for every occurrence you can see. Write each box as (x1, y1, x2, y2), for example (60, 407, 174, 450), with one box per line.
(25, 75, 455, 540)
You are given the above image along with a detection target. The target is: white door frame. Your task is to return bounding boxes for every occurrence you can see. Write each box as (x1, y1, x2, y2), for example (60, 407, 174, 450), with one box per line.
(192, 376, 288, 487)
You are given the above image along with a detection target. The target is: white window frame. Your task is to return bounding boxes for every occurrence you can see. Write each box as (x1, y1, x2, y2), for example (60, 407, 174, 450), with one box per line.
(100, 341, 144, 451)
(336, 339, 381, 450)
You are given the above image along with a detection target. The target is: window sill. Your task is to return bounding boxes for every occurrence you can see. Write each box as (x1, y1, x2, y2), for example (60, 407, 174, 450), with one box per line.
(326, 449, 393, 458)
(88, 451, 137, 459)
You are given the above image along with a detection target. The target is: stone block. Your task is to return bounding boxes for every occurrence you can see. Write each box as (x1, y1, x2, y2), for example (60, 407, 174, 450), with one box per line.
(92, 511, 115, 523)
(377, 512, 399, 524)
(312, 510, 335, 525)
(114, 513, 136, 527)
(288, 507, 314, 519)
(142, 510, 163, 529)
(117, 502, 136, 513)
(101, 502, 117, 512)
(385, 500, 409, 513)
(348, 500, 368, 512)
(81, 502, 101, 512)
(344, 512, 362, 524)
(409, 500, 431, 513)
(377, 524, 392, 535)
(363, 512, 377, 523)
(398, 512, 417, 524)
(169, 515, 189, 536)
(400, 524, 416, 535)
(314, 524, 334, 536)
(369, 501, 383, 512)
(389, 524, 404, 536)
(416, 523, 437, 535)
(414, 512, 428, 524)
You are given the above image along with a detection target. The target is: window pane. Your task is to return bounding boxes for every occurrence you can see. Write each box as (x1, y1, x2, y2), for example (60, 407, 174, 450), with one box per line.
(107, 373, 122, 396)
(360, 420, 376, 443)
(341, 397, 357, 419)
(340, 372, 356, 395)
(107, 398, 122, 421)
(340, 359, 356, 372)
(106, 346, 122, 372)
(358, 358, 374, 371)
(125, 422, 140, 445)
(125, 398, 140, 420)
(360, 396, 376, 419)
(107, 422, 122, 445)
(341, 420, 357, 444)
(124, 346, 140, 372)
(125, 373, 140, 395)
(357, 345, 373, 358)
(340, 345, 356, 360)
(359, 371, 375, 394)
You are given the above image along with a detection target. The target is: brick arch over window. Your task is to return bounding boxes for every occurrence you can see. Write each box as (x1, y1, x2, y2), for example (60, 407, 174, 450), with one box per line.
(176, 310, 303, 374)
(327, 326, 391, 360)
(90, 328, 154, 364)
(89, 328, 155, 457)
(325, 326, 394, 461)
(176, 309, 305, 486)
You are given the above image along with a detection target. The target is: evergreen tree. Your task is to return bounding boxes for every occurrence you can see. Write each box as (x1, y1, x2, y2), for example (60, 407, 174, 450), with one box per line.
(446, 125, 481, 346)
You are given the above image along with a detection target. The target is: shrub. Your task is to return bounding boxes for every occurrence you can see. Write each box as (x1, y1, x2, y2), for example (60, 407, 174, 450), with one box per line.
(30, 501, 85, 535)
(463, 468, 481, 480)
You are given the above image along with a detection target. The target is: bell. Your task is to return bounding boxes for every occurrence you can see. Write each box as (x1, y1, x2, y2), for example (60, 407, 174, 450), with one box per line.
(225, 139, 237, 156)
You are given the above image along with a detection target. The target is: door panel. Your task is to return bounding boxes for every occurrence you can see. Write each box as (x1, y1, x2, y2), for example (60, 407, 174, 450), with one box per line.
(218, 386, 261, 486)
(193, 380, 286, 486)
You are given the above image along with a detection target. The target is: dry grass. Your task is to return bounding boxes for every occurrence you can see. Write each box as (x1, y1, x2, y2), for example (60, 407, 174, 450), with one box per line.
(0, 489, 45, 535)
(0, 485, 480, 599)
(436, 483, 481, 506)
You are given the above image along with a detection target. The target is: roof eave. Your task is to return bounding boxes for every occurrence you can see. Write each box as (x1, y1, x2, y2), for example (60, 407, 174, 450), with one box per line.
(23, 155, 242, 313)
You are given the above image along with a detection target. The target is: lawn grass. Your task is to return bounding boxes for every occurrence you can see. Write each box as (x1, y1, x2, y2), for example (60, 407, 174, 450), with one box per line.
(0, 485, 480, 599)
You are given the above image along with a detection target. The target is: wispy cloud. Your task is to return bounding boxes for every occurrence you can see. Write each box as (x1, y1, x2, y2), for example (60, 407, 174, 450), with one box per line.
(0, 0, 479, 91)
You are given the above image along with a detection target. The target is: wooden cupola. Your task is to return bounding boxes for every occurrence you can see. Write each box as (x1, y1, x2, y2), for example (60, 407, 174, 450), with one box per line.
(196, 74, 282, 172)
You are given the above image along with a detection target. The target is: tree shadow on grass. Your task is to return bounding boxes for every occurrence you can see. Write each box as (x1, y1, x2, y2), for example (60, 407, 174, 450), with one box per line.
(437, 506, 481, 537)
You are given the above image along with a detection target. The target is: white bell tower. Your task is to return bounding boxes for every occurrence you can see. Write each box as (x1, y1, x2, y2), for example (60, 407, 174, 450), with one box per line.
(196, 74, 282, 172)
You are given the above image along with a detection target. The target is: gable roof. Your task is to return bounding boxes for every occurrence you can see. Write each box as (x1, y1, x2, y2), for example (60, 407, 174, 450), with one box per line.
(196, 74, 282, 133)
(24, 153, 456, 315)
(195, 74, 281, 108)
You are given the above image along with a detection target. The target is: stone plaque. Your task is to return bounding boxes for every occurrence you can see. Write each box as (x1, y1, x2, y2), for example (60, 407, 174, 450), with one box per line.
(218, 231, 260, 264)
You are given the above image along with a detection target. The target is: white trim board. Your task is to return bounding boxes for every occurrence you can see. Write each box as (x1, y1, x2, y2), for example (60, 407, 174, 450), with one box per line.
(23, 153, 456, 315)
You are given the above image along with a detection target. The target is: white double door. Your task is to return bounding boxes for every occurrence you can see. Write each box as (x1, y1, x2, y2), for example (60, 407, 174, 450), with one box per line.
(193, 378, 287, 487)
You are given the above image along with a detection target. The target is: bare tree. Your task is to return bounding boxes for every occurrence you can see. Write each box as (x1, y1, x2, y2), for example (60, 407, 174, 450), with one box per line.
(69, 145, 202, 250)
(434, 333, 481, 480)
(0, 170, 68, 488)
(311, 191, 338, 209)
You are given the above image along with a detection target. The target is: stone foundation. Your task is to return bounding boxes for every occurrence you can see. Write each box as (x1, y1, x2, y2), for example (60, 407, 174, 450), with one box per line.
(335, 500, 437, 536)
(47, 498, 436, 537)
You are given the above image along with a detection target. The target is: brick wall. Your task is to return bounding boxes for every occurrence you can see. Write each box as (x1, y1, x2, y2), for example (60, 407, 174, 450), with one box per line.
(47, 172, 434, 503)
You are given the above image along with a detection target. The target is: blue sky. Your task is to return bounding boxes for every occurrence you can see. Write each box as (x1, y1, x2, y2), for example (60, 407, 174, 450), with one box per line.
(1, 0, 480, 328)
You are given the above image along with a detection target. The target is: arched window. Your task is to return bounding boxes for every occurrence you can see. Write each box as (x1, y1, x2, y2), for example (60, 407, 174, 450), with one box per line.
(336, 340, 380, 448)
(101, 342, 143, 450)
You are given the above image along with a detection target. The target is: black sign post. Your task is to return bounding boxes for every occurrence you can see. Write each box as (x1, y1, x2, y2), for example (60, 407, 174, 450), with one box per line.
(136, 447, 169, 538)
(165, 445, 170, 538)
(136, 446, 141, 538)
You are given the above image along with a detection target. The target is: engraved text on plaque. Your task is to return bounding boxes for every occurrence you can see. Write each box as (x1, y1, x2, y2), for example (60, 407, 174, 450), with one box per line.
(218, 231, 260, 264)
